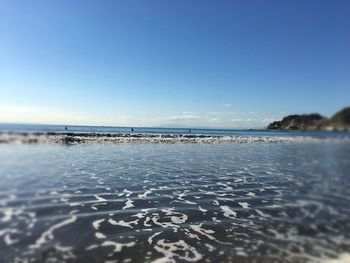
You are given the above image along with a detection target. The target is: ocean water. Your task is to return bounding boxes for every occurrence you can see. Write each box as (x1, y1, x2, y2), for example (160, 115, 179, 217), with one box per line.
(0, 142, 350, 262)
(0, 123, 349, 138)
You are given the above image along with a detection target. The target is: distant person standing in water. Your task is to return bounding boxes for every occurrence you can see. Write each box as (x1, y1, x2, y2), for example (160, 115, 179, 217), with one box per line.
(188, 129, 191, 133)
(131, 128, 134, 132)
(65, 126, 68, 130)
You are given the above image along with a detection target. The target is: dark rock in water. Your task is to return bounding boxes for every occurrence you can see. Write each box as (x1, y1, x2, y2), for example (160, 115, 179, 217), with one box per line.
(267, 114, 325, 130)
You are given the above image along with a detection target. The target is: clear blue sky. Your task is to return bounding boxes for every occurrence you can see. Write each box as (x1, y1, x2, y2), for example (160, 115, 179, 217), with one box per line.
(0, 0, 349, 128)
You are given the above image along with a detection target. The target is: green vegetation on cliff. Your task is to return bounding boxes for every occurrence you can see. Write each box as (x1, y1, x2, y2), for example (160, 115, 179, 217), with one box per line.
(267, 107, 350, 131)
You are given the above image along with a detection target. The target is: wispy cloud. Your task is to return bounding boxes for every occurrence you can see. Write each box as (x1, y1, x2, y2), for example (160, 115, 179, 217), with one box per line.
(207, 111, 262, 116)
(166, 115, 201, 121)
(223, 104, 232, 107)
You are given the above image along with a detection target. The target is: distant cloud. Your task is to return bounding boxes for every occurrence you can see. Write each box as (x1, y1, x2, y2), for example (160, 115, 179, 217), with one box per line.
(207, 111, 257, 116)
(167, 115, 201, 121)
(181, 111, 196, 115)
(224, 104, 232, 107)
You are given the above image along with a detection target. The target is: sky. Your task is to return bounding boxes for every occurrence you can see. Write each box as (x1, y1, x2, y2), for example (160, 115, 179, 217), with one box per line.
(0, 0, 349, 128)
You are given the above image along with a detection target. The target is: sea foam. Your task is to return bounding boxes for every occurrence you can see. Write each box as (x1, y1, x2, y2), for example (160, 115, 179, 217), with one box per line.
(0, 132, 349, 144)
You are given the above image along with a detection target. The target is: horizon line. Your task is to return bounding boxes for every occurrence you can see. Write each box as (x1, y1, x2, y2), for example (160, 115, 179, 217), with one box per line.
(0, 122, 266, 131)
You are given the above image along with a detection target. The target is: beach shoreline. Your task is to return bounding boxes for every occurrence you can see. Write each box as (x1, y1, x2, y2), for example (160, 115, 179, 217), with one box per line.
(1, 132, 349, 144)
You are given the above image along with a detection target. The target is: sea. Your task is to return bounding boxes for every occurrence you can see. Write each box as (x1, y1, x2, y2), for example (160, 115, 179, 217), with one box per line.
(0, 124, 350, 262)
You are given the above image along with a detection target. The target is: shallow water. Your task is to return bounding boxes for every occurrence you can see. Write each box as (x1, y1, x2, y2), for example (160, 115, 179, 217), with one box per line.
(0, 143, 350, 262)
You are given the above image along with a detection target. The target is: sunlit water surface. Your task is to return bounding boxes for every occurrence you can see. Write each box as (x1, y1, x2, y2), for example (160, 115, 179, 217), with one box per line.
(0, 143, 349, 262)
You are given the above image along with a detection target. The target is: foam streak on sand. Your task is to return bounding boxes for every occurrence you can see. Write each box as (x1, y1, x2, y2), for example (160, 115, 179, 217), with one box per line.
(1, 132, 349, 144)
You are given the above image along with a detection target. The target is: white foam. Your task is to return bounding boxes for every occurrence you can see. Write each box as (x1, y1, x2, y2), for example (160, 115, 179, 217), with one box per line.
(1, 208, 21, 223)
(190, 224, 215, 240)
(153, 239, 202, 262)
(123, 189, 132, 197)
(162, 208, 188, 224)
(198, 206, 208, 213)
(93, 195, 107, 202)
(267, 229, 285, 239)
(101, 241, 136, 254)
(152, 208, 188, 229)
(148, 232, 161, 245)
(144, 217, 152, 227)
(86, 244, 99, 250)
(54, 244, 76, 260)
(217, 182, 234, 191)
(152, 216, 178, 229)
(238, 202, 250, 209)
(256, 209, 270, 218)
(236, 250, 248, 257)
(122, 199, 134, 209)
(95, 232, 106, 239)
(2, 133, 350, 144)
(69, 210, 79, 215)
(108, 218, 138, 229)
(4, 233, 19, 245)
(132, 212, 146, 219)
(30, 216, 77, 249)
(175, 193, 196, 205)
(0, 228, 18, 236)
(138, 190, 152, 199)
(205, 243, 216, 252)
(92, 219, 105, 230)
(212, 217, 221, 222)
(151, 257, 173, 263)
(221, 206, 237, 218)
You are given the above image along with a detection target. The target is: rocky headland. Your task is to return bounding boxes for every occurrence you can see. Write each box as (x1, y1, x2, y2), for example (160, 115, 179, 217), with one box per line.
(268, 107, 350, 131)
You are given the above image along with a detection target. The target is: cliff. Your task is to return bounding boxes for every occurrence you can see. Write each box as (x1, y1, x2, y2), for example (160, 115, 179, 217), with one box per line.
(329, 107, 350, 125)
(267, 107, 350, 131)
